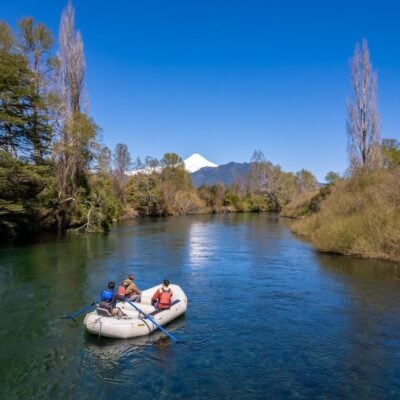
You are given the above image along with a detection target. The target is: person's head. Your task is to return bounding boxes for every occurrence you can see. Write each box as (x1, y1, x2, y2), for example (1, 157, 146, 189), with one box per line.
(128, 273, 135, 281)
(163, 279, 170, 287)
(107, 281, 115, 290)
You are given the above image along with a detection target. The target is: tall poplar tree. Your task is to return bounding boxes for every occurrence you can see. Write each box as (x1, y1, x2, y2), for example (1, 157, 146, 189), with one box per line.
(54, 1, 97, 229)
(346, 39, 381, 171)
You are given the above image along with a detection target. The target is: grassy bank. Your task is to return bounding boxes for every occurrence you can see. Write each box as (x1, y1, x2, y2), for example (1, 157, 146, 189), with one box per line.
(285, 170, 400, 262)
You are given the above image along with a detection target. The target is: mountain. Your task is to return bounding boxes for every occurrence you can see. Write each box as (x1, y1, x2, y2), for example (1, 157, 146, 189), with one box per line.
(191, 162, 251, 187)
(184, 153, 218, 173)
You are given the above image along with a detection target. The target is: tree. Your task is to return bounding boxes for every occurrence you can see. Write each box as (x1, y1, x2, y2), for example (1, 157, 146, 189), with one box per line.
(248, 150, 268, 192)
(325, 171, 341, 185)
(295, 169, 318, 193)
(0, 21, 34, 156)
(18, 17, 54, 163)
(346, 39, 381, 171)
(113, 143, 131, 202)
(161, 152, 184, 169)
(382, 138, 400, 169)
(58, 1, 85, 116)
(248, 150, 291, 209)
(113, 143, 131, 179)
(97, 145, 112, 175)
(54, 2, 97, 230)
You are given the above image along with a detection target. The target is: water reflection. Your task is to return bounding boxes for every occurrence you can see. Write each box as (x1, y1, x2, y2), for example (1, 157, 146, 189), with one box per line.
(188, 221, 216, 268)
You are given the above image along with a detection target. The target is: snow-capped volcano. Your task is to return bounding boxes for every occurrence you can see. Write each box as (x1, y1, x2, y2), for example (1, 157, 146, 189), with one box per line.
(184, 153, 218, 173)
(126, 153, 217, 175)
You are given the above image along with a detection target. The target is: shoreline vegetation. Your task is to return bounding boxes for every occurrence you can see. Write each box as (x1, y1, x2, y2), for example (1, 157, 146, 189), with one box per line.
(1, 4, 400, 263)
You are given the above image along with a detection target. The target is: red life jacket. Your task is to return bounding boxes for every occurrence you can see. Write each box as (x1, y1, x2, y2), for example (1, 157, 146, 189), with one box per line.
(158, 288, 172, 308)
(118, 285, 126, 296)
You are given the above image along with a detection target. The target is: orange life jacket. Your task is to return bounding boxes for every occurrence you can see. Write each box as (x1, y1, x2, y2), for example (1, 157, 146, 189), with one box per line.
(118, 285, 126, 296)
(158, 289, 172, 308)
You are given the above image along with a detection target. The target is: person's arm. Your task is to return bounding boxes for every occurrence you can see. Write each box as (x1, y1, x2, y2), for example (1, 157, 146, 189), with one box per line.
(125, 283, 134, 296)
(111, 292, 118, 307)
(151, 289, 160, 305)
(132, 282, 141, 294)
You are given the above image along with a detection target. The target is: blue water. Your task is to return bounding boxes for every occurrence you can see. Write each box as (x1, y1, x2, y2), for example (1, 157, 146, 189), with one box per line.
(1, 213, 400, 399)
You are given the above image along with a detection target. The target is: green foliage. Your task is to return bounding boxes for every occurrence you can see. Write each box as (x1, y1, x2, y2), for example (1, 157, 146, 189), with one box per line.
(325, 171, 341, 185)
(18, 17, 54, 163)
(0, 21, 14, 52)
(127, 153, 204, 216)
(0, 32, 35, 154)
(127, 172, 164, 216)
(161, 153, 184, 169)
(382, 138, 400, 169)
(0, 150, 53, 237)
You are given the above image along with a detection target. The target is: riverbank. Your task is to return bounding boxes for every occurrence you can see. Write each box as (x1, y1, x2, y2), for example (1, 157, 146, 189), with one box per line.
(282, 169, 400, 263)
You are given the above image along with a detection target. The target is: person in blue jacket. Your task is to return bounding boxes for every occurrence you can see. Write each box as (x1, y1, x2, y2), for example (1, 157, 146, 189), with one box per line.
(99, 281, 123, 317)
(100, 281, 115, 302)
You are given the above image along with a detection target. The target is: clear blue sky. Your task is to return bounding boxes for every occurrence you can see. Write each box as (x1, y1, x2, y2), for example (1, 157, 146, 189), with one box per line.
(2, 0, 400, 180)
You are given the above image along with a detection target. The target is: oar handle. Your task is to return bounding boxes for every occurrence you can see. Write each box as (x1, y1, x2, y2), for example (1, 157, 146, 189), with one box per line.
(125, 299, 177, 342)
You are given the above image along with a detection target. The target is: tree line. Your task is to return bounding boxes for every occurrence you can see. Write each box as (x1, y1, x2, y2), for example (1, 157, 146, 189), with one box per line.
(126, 151, 319, 217)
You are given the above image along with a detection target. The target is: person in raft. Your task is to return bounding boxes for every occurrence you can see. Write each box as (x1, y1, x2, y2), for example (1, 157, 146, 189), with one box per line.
(151, 279, 173, 309)
(123, 273, 142, 302)
(99, 281, 123, 317)
(117, 281, 128, 297)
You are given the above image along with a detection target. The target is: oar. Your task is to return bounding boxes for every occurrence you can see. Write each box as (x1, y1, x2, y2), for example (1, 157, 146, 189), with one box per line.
(61, 301, 96, 319)
(125, 299, 177, 342)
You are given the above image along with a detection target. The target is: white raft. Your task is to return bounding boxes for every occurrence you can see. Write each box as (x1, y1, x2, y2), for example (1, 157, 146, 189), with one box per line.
(83, 284, 188, 339)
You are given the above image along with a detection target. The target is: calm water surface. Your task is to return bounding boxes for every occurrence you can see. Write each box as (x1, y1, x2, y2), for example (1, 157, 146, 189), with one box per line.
(1, 213, 400, 399)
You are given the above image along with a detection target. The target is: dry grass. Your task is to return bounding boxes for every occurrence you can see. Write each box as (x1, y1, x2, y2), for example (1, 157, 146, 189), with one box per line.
(292, 170, 400, 262)
(280, 189, 320, 218)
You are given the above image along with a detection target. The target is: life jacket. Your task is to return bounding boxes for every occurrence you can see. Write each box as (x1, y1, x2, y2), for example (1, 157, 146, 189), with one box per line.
(100, 289, 114, 302)
(117, 285, 126, 296)
(158, 288, 172, 309)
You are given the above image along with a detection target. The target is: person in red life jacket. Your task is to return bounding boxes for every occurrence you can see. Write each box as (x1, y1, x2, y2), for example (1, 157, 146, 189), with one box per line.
(118, 281, 127, 296)
(151, 279, 173, 309)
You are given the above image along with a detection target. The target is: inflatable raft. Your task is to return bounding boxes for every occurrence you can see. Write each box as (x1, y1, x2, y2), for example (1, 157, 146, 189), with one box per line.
(83, 284, 188, 339)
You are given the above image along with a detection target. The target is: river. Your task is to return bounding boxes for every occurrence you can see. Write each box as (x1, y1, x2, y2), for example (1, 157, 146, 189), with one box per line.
(1, 213, 400, 399)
